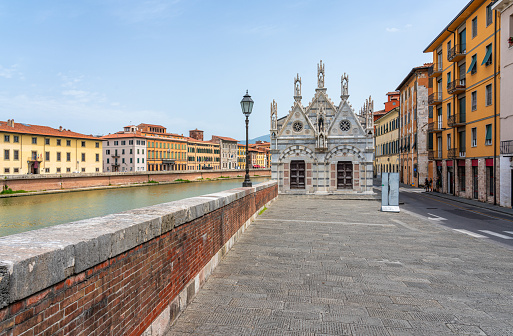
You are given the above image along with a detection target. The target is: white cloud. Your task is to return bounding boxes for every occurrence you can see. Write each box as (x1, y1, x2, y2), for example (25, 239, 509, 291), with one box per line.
(386, 27, 400, 33)
(0, 64, 23, 79)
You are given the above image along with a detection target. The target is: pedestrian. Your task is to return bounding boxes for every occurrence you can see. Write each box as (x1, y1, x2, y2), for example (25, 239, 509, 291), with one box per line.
(429, 178, 433, 192)
(424, 178, 429, 191)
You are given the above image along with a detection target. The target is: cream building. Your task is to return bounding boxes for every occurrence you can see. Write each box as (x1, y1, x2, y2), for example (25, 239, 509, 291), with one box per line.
(211, 136, 238, 170)
(375, 107, 400, 175)
(101, 126, 147, 172)
(1, 119, 102, 175)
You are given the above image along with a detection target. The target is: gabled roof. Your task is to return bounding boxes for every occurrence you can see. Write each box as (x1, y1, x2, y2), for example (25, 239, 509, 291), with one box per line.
(396, 63, 432, 91)
(0, 120, 99, 140)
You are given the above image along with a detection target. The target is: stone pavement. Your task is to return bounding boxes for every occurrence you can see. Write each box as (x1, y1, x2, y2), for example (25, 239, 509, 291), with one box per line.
(165, 195, 513, 335)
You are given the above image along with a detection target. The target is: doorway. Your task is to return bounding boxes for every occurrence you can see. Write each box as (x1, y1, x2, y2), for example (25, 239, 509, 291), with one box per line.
(337, 161, 353, 189)
(473, 166, 478, 199)
(290, 160, 305, 189)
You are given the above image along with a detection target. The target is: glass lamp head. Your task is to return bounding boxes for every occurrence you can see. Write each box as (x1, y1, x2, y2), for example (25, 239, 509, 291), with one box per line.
(240, 90, 254, 117)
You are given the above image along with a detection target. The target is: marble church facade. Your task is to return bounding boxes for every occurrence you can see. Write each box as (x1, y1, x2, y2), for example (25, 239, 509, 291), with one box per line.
(270, 61, 375, 194)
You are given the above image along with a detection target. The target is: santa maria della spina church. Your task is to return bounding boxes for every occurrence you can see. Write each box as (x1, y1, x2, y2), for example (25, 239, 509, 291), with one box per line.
(270, 61, 375, 194)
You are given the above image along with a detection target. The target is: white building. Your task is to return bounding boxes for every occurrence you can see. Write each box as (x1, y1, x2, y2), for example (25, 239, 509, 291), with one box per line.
(211, 135, 238, 170)
(494, 0, 513, 207)
(270, 61, 375, 194)
(102, 126, 147, 172)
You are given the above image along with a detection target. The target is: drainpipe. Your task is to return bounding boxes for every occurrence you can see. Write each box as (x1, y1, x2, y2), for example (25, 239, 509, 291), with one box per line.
(448, 28, 457, 195)
(415, 72, 420, 188)
(493, 8, 498, 205)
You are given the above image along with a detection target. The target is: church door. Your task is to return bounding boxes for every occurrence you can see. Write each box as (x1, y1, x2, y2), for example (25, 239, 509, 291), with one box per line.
(290, 160, 305, 189)
(337, 162, 353, 189)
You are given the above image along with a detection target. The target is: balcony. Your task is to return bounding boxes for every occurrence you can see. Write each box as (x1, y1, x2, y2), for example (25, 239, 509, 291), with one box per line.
(428, 122, 443, 133)
(447, 78, 466, 94)
(111, 153, 120, 158)
(501, 140, 513, 156)
(448, 44, 466, 62)
(428, 92, 443, 105)
(447, 113, 466, 127)
(448, 147, 466, 158)
(428, 150, 441, 160)
(428, 63, 443, 77)
(27, 155, 43, 162)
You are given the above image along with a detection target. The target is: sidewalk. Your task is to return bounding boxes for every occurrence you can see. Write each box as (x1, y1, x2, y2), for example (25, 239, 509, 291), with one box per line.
(165, 195, 513, 336)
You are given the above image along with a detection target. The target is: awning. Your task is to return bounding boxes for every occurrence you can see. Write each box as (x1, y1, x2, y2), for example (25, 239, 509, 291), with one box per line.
(481, 47, 492, 65)
(485, 125, 492, 141)
(486, 158, 494, 167)
(467, 56, 477, 73)
(447, 160, 453, 167)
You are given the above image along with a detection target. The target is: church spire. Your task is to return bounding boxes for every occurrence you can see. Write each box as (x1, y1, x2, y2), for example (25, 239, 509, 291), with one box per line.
(294, 73, 302, 102)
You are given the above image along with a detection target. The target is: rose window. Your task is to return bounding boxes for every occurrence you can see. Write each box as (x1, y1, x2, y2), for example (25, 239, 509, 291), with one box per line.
(339, 120, 351, 132)
(293, 121, 303, 133)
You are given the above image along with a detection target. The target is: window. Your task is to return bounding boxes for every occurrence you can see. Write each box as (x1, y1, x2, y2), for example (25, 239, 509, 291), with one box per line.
(130, 158, 133, 163)
(142, 158, 144, 163)
(4, 149, 9, 160)
(485, 84, 492, 106)
(45, 138, 50, 145)
(95, 142, 99, 148)
(57, 139, 61, 146)
(130, 149, 133, 154)
(57, 152, 61, 161)
(129, 140, 133, 145)
(66, 152, 71, 162)
(13, 150, 19, 160)
(4, 168, 9, 174)
(468, 54, 477, 74)
(107, 158, 110, 164)
(121, 141, 126, 145)
(81, 153, 86, 162)
(95, 154, 99, 162)
(45, 168, 50, 173)
(45, 152, 50, 161)
(447, 134, 452, 150)
(122, 158, 125, 164)
(472, 17, 477, 38)
(447, 40, 452, 58)
(66, 168, 71, 172)
(32, 137, 37, 144)
(471, 91, 477, 111)
(4, 135, 9, 142)
(114, 141, 119, 146)
(81, 141, 86, 147)
(106, 149, 110, 155)
(66, 140, 71, 146)
(57, 168, 61, 173)
(486, 4, 493, 27)
(482, 44, 493, 66)
(13, 136, 19, 143)
(96, 168, 99, 172)
(81, 168, 86, 172)
(471, 127, 477, 147)
(485, 124, 492, 145)
(122, 149, 125, 155)
(447, 103, 452, 119)
(137, 158, 140, 163)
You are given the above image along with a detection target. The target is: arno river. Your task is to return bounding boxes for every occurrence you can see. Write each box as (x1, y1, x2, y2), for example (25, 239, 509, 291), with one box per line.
(0, 177, 270, 237)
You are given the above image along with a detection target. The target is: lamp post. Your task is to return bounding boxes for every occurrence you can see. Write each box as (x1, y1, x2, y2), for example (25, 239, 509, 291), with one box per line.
(241, 90, 254, 187)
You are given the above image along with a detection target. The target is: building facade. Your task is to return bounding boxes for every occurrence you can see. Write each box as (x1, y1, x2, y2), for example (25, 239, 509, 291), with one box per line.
(271, 61, 375, 194)
(398, 64, 431, 187)
(425, 0, 500, 202)
(494, 0, 513, 207)
(374, 107, 400, 176)
(1, 120, 102, 175)
(186, 130, 220, 171)
(211, 136, 238, 170)
(101, 126, 147, 172)
(237, 144, 246, 170)
(138, 124, 187, 171)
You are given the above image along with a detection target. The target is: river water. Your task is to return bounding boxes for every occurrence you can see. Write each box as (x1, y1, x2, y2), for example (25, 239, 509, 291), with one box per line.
(0, 177, 270, 237)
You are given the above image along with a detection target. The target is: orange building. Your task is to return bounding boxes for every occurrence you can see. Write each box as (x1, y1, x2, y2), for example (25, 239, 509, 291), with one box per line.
(138, 123, 187, 171)
(384, 91, 400, 113)
(186, 129, 220, 170)
(424, 0, 500, 203)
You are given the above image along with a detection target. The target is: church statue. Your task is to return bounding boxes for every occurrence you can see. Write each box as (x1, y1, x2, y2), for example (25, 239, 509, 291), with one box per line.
(294, 73, 302, 97)
(342, 73, 349, 96)
(317, 60, 325, 88)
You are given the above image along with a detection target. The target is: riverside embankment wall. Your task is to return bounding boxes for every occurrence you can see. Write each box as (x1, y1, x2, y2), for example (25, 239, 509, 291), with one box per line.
(0, 180, 278, 336)
(1, 169, 270, 193)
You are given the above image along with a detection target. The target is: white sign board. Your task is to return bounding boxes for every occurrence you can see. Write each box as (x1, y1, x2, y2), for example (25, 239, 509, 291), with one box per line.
(381, 173, 400, 212)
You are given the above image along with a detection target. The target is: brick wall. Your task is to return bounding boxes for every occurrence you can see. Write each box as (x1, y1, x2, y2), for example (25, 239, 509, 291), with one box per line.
(0, 181, 278, 336)
(0, 169, 270, 193)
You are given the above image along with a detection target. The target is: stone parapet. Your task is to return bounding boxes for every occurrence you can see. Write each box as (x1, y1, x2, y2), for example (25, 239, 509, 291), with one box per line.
(0, 180, 278, 336)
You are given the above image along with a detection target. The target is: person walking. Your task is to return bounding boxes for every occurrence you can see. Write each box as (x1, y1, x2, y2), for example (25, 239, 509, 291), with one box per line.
(429, 178, 433, 192)
(424, 178, 429, 192)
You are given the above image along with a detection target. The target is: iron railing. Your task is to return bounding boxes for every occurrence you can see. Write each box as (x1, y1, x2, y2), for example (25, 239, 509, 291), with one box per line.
(448, 44, 466, 62)
(428, 63, 443, 77)
(428, 92, 443, 105)
(447, 113, 466, 127)
(501, 140, 513, 155)
(447, 78, 466, 94)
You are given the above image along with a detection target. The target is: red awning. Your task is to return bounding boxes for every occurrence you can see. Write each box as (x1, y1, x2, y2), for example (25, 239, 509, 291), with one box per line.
(437, 161, 442, 166)
(458, 160, 465, 166)
(486, 158, 494, 167)
(472, 159, 478, 167)
(446, 160, 453, 167)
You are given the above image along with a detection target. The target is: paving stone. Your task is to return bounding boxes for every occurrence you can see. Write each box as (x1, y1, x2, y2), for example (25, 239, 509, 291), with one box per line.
(165, 196, 513, 336)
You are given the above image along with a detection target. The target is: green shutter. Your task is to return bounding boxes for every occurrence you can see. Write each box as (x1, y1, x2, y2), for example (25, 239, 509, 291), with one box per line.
(481, 46, 492, 65)
(485, 125, 492, 141)
(467, 55, 477, 73)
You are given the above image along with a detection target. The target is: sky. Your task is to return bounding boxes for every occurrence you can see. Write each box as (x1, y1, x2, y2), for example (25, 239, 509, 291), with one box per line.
(0, 0, 471, 141)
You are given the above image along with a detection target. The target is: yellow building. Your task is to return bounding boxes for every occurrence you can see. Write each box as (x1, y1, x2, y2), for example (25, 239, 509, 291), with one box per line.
(1, 119, 102, 175)
(374, 107, 400, 175)
(248, 145, 267, 168)
(138, 123, 187, 171)
(424, 0, 500, 203)
(186, 137, 220, 170)
(237, 144, 246, 170)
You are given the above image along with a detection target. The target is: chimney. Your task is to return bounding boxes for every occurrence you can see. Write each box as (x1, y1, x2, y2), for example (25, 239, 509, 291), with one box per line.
(59, 126, 63, 131)
(7, 119, 14, 127)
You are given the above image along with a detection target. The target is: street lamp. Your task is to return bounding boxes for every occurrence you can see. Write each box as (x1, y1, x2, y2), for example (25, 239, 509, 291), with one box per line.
(241, 90, 254, 187)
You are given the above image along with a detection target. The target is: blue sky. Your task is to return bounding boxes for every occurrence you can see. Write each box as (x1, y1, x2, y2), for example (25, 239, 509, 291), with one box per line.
(0, 0, 470, 140)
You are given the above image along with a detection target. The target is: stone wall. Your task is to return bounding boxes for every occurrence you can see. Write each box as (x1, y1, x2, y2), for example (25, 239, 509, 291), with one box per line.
(0, 181, 278, 336)
(0, 169, 270, 193)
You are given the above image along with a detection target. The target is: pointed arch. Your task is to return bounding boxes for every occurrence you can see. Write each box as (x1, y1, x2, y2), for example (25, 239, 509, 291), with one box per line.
(324, 145, 365, 163)
(278, 145, 317, 163)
